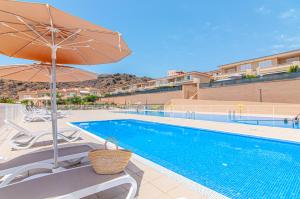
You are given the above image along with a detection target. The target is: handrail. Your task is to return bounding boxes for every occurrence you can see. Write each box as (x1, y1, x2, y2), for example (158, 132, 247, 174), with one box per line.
(201, 71, 300, 88)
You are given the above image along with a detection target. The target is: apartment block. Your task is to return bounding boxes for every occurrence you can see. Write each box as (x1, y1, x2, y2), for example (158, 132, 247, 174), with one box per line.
(110, 71, 211, 95)
(210, 49, 300, 81)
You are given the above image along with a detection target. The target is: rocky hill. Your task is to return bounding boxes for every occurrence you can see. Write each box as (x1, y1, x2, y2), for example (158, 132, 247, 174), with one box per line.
(0, 73, 152, 98)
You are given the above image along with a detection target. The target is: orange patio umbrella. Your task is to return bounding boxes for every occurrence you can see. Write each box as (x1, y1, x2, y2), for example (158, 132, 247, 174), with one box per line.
(0, 0, 131, 168)
(0, 63, 98, 82)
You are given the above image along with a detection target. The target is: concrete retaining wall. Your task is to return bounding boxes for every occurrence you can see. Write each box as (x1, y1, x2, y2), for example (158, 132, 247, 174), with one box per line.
(198, 78, 300, 104)
(101, 90, 183, 105)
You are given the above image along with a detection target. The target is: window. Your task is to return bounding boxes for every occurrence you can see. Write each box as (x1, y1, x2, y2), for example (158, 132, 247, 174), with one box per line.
(175, 77, 183, 82)
(259, 60, 272, 68)
(286, 57, 299, 63)
(240, 64, 252, 71)
(185, 75, 191, 80)
(225, 68, 236, 73)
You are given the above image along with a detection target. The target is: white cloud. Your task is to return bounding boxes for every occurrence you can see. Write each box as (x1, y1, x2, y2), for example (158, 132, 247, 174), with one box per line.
(279, 9, 297, 19)
(271, 34, 300, 52)
(257, 6, 271, 14)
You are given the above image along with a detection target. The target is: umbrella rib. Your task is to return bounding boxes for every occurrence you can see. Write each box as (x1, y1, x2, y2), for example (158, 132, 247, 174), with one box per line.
(56, 29, 82, 46)
(46, 4, 54, 28)
(10, 29, 51, 57)
(26, 66, 44, 82)
(0, 21, 48, 45)
(16, 16, 50, 45)
(68, 32, 129, 52)
(61, 45, 90, 50)
(61, 27, 116, 35)
(0, 64, 27, 70)
(58, 28, 126, 50)
(0, 9, 48, 29)
(59, 39, 93, 47)
(6, 33, 47, 46)
(0, 65, 35, 78)
(0, 29, 34, 36)
(73, 48, 89, 65)
(0, 20, 27, 26)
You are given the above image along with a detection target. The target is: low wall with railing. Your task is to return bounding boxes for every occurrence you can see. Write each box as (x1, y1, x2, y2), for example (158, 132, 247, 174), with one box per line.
(106, 86, 182, 98)
(0, 104, 23, 127)
(165, 99, 300, 116)
(202, 72, 300, 88)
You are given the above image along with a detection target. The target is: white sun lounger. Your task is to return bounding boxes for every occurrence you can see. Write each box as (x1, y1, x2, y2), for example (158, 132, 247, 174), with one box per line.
(0, 165, 137, 199)
(22, 106, 67, 122)
(26, 106, 67, 120)
(5, 120, 81, 150)
(0, 144, 92, 178)
(22, 107, 52, 122)
(23, 112, 52, 122)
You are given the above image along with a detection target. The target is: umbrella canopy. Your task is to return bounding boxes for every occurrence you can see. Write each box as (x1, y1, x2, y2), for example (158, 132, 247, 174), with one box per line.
(0, 63, 98, 82)
(0, 0, 131, 168)
(0, 1, 131, 64)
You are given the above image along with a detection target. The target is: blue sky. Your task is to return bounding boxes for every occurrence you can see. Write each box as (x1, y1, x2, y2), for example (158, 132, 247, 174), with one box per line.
(2, 0, 300, 78)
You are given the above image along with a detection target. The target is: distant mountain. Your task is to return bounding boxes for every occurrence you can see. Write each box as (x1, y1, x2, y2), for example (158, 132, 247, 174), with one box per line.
(0, 73, 152, 98)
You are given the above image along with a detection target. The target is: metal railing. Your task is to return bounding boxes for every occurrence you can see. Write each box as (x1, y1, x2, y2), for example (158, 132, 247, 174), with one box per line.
(104, 85, 182, 98)
(57, 104, 115, 110)
(0, 104, 23, 127)
(164, 104, 300, 117)
(201, 72, 300, 88)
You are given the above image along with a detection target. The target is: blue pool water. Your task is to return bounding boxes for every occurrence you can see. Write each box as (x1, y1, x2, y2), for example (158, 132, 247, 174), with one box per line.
(118, 110, 300, 129)
(74, 119, 300, 198)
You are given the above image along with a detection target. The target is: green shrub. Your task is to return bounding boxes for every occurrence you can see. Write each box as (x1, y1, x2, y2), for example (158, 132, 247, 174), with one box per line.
(67, 96, 83, 105)
(57, 98, 67, 105)
(83, 95, 99, 103)
(244, 74, 258, 79)
(0, 97, 16, 104)
(288, 65, 299, 73)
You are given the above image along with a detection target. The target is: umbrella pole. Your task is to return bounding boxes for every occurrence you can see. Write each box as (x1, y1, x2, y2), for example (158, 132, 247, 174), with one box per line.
(50, 45, 58, 169)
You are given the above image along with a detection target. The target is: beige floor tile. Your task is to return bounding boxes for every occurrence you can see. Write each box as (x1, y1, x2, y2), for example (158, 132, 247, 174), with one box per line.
(129, 159, 150, 171)
(136, 167, 163, 181)
(155, 193, 174, 199)
(167, 186, 206, 199)
(150, 175, 181, 192)
(136, 182, 165, 199)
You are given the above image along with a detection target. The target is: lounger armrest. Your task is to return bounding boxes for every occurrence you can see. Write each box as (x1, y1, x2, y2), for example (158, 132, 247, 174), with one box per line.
(0, 162, 54, 188)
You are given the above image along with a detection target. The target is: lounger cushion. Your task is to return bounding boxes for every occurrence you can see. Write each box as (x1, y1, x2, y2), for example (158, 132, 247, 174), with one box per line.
(0, 145, 92, 172)
(0, 165, 125, 199)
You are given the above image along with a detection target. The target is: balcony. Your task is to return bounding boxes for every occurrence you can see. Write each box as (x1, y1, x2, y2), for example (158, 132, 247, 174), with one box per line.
(202, 71, 300, 88)
(258, 61, 300, 75)
(213, 61, 300, 81)
(213, 71, 246, 81)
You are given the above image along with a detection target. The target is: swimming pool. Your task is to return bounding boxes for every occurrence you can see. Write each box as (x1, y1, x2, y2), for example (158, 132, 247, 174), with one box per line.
(118, 110, 299, 129)
(73, 119, 300, 198)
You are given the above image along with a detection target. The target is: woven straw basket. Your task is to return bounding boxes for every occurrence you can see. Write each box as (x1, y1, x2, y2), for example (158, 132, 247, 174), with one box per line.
(88, 140, 132, 174)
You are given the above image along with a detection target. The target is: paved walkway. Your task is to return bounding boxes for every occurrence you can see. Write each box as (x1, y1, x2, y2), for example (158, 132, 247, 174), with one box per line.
(1, 110, 300, 199)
